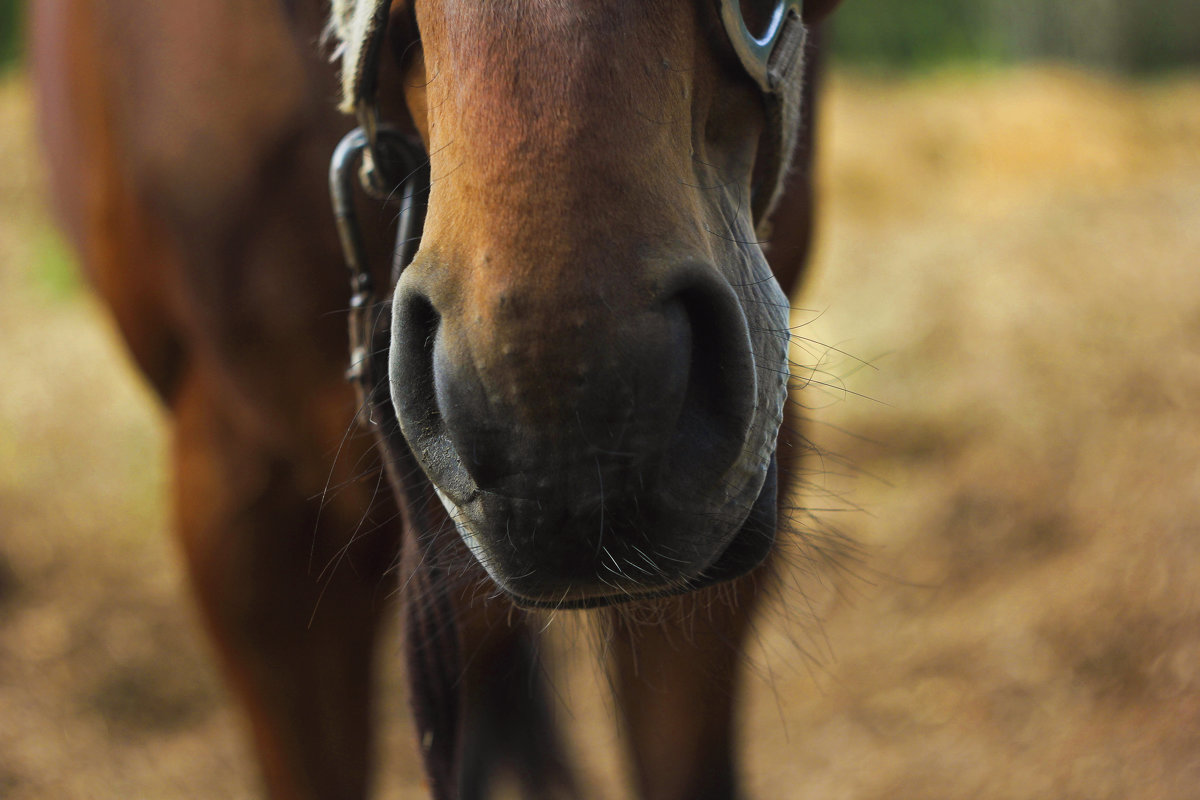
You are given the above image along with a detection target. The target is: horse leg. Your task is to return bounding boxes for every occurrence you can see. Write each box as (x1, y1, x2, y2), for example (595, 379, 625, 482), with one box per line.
(171, 369, 399, 800)
(454, 599, 578, 800)
(609, 581, 761, 800)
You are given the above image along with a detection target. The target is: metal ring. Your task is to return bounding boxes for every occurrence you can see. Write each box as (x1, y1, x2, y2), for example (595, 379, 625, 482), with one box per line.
(716, 0, 805, 92)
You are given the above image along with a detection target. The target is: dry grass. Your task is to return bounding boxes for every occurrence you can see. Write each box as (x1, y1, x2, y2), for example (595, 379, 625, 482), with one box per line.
(744, 67, 1200, 800)
(1, 66, 1198, 798)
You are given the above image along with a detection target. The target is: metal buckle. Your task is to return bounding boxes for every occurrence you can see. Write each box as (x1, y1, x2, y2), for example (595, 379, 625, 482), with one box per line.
(716, 0, 807, 92)
(329, 125, 426, 403)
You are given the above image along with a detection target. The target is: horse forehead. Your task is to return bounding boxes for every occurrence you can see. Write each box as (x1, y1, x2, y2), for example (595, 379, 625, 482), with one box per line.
(432, 0, 690, 65)
(422, 0, 703, 148)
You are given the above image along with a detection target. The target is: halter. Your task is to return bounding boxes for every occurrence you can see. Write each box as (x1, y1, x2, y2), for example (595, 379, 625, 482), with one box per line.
(719, 0, 806, 92)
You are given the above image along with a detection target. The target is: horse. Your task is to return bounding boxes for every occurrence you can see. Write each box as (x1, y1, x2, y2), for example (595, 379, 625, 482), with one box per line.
(31, 1, 843, 797)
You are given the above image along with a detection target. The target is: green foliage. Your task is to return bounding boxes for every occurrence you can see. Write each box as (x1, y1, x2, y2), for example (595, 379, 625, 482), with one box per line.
(1125, 0, 1200, 73)
(0, 0, 21, 69)
(34, 226, 81, 300)
(2, 0, 1196, 75)
(830, 0, 1001, 70)
(829, 0, 1200, 73)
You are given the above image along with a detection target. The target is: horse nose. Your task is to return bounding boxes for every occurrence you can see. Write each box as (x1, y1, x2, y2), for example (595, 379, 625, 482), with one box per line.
(390, 262, 757, 518)
(433, 296, 692, 497)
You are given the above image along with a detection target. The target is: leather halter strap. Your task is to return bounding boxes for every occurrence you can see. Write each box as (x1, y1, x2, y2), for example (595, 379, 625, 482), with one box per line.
(718, 0, 806, 93)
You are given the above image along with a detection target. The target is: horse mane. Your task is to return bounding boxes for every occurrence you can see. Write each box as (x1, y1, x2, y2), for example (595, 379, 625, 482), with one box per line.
(325, 0, 387, 113)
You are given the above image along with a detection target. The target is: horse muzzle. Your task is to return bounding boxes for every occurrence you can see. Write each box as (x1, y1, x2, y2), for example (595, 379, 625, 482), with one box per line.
(389, 257, 777, 606)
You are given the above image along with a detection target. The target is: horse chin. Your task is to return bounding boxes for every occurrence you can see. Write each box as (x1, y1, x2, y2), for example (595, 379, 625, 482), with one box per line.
(437, 455, 779, 610)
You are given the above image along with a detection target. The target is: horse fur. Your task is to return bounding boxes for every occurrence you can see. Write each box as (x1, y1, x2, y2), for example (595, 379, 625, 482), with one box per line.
(325, 0, 809, 225)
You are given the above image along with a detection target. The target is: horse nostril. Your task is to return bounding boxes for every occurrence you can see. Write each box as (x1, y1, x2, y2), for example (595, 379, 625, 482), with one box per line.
(392, 279, 542, 497)
(391, 287, 441, 432)
(665, 270, 757, 489)
(390, 283, 483, 504)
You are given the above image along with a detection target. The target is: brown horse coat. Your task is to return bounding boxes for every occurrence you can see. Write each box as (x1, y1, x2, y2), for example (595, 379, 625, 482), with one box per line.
(33, 1, 841, 797)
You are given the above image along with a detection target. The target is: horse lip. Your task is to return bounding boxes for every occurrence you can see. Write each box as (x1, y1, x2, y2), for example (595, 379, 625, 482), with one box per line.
(461, 454, 778, 608)
(499, 515, 773, 610)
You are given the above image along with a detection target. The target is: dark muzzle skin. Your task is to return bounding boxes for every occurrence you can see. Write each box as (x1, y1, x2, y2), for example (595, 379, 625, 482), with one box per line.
(391, 247, 788, 607)
(386, 0, 793, 607)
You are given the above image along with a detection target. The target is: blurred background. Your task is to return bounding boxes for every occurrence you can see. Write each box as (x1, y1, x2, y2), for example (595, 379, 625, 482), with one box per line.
(1, 1, 1199, 798)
